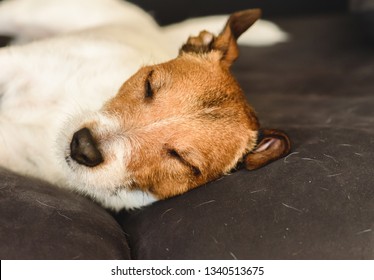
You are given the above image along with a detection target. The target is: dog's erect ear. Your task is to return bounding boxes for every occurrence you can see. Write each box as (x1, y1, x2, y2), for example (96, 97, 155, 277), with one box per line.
(180, 9, 261, 66)
(244, 129, 291, 170)
(213, 8, 261, 66)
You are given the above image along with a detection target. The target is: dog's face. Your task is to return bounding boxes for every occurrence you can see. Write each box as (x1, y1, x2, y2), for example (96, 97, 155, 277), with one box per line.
(60, 9, 290, 209)
(101, 55, 260, 199)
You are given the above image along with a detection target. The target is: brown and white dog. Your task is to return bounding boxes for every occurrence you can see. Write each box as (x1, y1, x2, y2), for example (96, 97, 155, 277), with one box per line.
(0, 0, 290, 211)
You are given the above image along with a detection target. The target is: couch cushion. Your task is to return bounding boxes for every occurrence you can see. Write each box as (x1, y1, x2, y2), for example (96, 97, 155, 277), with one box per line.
(0, 169, 130, 259)
(117, 14, 374, 259)
(118, 127, 374, 259)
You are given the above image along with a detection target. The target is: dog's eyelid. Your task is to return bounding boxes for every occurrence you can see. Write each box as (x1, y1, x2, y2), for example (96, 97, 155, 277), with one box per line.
(145, 70, 154, 99)
(167, 148, 202, 177)
(167, 148, 182, 159)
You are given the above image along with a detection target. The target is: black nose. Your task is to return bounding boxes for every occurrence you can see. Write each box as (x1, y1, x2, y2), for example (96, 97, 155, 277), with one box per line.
(70, 128, 103, 167)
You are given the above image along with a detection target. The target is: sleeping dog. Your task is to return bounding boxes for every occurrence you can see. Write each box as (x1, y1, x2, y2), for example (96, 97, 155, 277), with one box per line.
(0, 0, 290, 211)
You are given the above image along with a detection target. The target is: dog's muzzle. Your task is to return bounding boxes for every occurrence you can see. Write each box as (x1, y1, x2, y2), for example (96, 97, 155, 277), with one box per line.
(70, 128, 103, 167)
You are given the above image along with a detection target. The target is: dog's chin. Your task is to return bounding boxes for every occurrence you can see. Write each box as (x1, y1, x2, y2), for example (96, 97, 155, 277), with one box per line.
(61, 156, 157, 211)
(96, 188, 158, 211)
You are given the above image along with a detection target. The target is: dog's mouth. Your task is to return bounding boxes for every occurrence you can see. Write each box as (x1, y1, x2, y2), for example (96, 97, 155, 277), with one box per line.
(65, 155, 72, 168)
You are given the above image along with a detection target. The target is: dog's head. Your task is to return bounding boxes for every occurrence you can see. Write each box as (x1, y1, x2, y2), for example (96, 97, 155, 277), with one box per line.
(60, 9, 290, 210)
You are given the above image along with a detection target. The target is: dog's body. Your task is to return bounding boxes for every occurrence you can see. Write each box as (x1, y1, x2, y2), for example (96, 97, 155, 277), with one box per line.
(0, 0, 290, 211)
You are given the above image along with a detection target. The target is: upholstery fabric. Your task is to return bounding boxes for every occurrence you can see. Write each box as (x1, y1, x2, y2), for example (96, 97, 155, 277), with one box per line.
(0, 169, 130, 259)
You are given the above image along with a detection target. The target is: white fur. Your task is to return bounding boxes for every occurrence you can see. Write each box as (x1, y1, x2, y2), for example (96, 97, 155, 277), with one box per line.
(0, 0, 288, 211)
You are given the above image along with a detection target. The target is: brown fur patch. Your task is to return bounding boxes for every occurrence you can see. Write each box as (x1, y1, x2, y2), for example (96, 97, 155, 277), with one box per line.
(101, 55, 258, 199)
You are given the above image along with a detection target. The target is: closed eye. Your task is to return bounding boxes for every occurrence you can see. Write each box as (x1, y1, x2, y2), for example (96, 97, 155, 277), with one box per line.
(145, 70, 154, 99)
(167, 148, 201, 177)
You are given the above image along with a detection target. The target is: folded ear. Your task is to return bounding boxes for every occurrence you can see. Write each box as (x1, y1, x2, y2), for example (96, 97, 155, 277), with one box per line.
(244, 129, 291, 170)
(180, 9, 261, 66)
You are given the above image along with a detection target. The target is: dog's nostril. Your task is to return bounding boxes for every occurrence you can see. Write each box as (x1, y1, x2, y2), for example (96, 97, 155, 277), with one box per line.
(70, 128, 103, 167)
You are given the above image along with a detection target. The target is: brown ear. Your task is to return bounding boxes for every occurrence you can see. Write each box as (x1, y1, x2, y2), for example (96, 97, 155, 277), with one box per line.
(213, 8, 261, 66)
(180, 9, 261, 66)
(244, 129, 291, 170)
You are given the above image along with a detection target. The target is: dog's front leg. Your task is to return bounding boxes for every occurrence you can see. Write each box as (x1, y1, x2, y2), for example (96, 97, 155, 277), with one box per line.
(0, 115, 64, 188)
(0, 46, 63, 183)
(0, 48, 15, 112)
(0, 43, 66, 118)
(0, 47, 34, 118)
